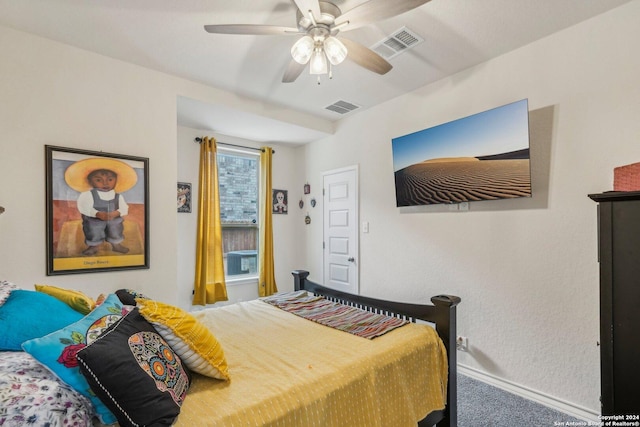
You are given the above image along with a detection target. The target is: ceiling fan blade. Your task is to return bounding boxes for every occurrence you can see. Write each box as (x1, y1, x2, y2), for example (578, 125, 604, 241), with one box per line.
(282, 60, 306, 83)
(204, 24, 300, 35)
(293, 0, 322, 21)
(338, 0, 431, 32)
(340, 38, 392, 75)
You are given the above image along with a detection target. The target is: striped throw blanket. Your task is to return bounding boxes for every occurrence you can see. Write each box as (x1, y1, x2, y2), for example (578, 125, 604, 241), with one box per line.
(262, 291, 408, 339)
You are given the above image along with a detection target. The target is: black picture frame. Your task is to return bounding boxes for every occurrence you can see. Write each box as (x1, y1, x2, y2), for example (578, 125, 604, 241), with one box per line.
(177, 182, 192, 213)
(272, 189, 288, 214)
(45, 145, 150, 275)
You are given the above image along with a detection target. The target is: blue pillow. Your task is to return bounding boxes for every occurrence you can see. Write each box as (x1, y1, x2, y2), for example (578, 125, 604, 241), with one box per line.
(0, 289, 84, 351)
(22, 293, 131, 425)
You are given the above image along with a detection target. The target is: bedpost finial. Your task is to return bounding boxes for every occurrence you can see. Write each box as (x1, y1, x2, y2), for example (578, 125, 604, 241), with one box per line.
(291, 270, 310, 291)
(431, 295, 461, 307)
(291, 270, 310, 279)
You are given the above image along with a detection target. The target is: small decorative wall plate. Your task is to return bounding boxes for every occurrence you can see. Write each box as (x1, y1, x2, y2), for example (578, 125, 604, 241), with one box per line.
(299, 199, 304, 209)
(304, 183, 310, 194)
(305, 214, 311, 225)
(310, 198, 316, 208)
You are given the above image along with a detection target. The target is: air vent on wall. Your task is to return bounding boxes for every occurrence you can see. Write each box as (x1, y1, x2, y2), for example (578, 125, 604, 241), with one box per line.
(325, 100, 361, 115)
(370, 26, 424, 60)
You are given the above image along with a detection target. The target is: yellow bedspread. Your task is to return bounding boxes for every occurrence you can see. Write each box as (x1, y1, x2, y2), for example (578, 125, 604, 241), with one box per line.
(175, 299, 448, 427)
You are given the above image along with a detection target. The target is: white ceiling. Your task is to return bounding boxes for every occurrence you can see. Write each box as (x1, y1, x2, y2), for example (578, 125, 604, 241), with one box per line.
(0, 0, 632, 144)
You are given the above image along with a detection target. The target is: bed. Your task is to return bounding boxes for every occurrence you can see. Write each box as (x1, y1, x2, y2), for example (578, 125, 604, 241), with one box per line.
(290, 270, 461, 427)
(0, 271, 460, 427)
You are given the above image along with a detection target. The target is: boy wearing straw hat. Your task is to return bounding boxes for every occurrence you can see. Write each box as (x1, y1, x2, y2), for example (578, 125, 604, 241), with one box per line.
(64, 158, 138, 256)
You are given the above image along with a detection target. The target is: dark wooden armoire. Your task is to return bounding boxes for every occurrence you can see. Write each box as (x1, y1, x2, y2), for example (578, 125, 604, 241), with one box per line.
(589, 191, 640, 415)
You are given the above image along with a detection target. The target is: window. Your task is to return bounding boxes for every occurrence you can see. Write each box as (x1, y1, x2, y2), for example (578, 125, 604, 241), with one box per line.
(217, 149, 259, 281)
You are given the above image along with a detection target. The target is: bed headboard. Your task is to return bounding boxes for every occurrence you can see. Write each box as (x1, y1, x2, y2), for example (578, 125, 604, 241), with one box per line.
(292, 270, 460, 427)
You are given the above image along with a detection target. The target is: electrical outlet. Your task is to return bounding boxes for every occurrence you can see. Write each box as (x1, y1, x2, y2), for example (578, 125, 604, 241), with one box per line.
(456, 336, 469, 352)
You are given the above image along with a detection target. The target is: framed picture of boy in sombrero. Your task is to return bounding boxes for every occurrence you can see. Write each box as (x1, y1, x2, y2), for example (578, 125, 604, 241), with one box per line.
(45, 145, 149, 275)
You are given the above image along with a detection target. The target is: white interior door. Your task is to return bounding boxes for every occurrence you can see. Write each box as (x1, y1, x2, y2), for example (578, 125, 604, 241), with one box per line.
(323, 166, 359, 294)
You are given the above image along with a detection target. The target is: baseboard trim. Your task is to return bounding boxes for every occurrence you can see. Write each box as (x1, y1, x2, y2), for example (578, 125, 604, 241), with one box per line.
(458, 364, 600, 423)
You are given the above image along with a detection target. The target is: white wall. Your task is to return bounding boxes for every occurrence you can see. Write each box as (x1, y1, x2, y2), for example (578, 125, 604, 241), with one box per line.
(299, 1, 640, 416)
(0, 25, 304, 308)
(0, 25, 175, 303)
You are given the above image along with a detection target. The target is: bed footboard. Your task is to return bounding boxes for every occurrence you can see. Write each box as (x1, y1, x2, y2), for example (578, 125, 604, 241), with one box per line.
(292, 270, 460, 427)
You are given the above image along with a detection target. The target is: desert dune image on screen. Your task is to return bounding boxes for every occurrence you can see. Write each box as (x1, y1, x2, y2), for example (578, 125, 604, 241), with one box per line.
(392, 99, 531, 207)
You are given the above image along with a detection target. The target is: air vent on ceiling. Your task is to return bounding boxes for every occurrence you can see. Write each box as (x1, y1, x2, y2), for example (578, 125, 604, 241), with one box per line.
(370, 26, 424, 60)
(325, 100, 361, 115)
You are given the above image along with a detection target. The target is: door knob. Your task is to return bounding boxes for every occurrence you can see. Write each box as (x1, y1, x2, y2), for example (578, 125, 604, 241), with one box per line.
(347, 257, 355, 262)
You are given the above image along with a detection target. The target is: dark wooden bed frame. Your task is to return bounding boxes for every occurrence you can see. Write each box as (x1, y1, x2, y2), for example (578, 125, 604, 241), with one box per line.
(292, 270, 461, 427)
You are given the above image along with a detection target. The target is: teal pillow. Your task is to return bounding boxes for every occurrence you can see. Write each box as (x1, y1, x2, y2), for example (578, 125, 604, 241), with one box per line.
(22, 293, 130, 425)
(0, 289, 84, 351)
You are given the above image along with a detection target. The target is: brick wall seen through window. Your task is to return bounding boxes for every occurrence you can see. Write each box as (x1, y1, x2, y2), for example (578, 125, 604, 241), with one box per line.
(217, 151, 259, 279)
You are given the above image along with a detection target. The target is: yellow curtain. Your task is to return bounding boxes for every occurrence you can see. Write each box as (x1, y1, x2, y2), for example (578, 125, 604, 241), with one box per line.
(259, 147, 278, 297)
(193, 137, 228, 305)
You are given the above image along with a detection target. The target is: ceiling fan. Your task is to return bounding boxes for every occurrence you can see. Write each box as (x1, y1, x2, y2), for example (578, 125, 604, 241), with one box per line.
(204, 0, 430, 83)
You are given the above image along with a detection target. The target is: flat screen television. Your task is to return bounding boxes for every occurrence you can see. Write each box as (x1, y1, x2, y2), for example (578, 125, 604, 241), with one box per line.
(392, 99, 531, 207)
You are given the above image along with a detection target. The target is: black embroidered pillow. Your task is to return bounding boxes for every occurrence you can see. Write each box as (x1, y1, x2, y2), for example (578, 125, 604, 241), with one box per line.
(115, 288, 151, 306)
(76, 308, 191, 427)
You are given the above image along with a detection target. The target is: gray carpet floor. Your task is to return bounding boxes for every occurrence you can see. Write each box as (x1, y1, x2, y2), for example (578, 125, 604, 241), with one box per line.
(458, 374, 587, 426)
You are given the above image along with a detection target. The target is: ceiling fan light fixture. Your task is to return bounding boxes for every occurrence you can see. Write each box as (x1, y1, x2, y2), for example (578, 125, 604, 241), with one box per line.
(291, 35, 315, 64)
(324, 36, 347, 65)
(206, 0, 407, 83)
(309, 49, 328, 75)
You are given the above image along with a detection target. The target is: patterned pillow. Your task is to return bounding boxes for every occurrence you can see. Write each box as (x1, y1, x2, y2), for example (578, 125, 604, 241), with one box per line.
(77, 308, 191, 427)
(0, 351, 94, 426)
(136, 299, 230, 380)
(34, 284, 96, 315)
(0, 280, 17, 307)
(0, 289, 84, 351)
(21, 294, 130, 425)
